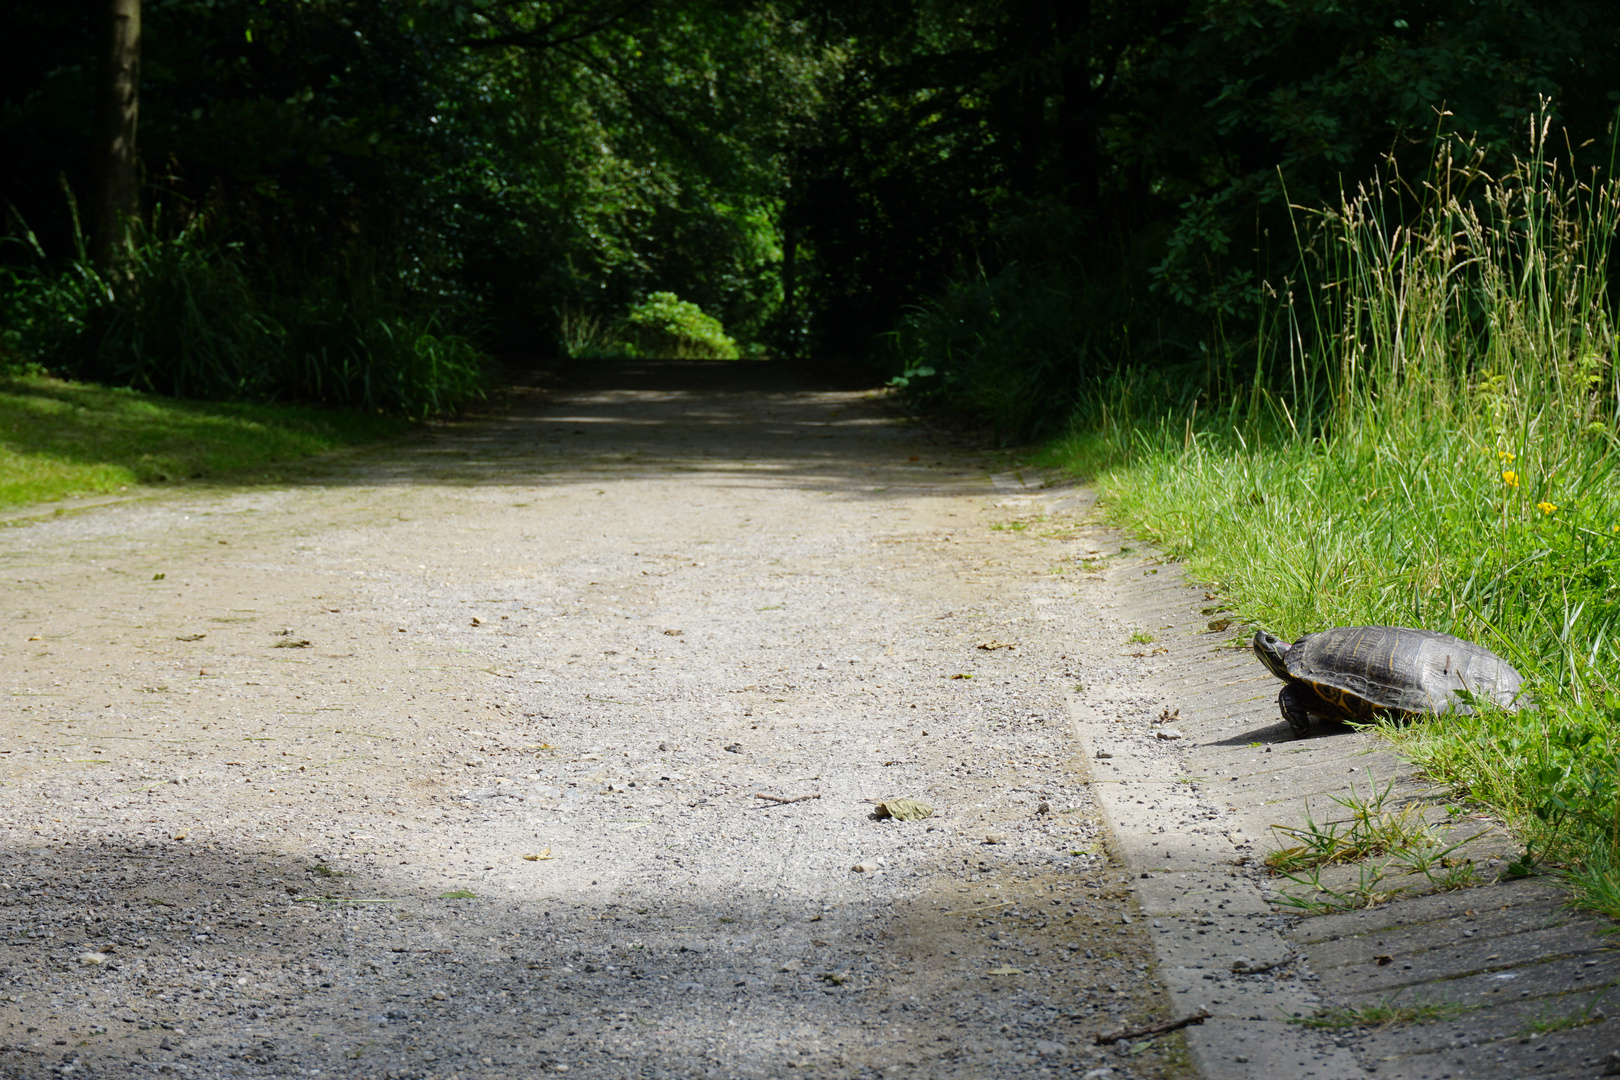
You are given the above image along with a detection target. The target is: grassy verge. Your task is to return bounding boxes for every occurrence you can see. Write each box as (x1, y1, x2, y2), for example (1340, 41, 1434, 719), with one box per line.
(1033, 129, 1620, 921)
(0, 374, 410, 509)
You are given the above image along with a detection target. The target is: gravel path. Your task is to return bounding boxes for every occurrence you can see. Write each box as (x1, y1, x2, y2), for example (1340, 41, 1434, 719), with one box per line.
(0, 360, 1187, 1079)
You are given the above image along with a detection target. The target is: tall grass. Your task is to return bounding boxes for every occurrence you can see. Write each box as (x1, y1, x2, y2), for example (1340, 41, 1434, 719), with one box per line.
(0, 217, 490, 418)
(269, 260, 491, 416)
(1045, 117, 1620, 919)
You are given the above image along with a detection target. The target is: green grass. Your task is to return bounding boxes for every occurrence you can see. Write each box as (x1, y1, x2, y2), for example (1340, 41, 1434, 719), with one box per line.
(1032, 123, 1620, 922)
(1294, 993, 1471, 1030)
(0, 374, 408, 509)
(1520, 994, 1611, 1034)
(1263, 776, 1482, 913)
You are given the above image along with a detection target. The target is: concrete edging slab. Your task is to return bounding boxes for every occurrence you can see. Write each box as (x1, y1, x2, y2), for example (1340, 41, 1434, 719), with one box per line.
(1005, 474, 1620, 1079)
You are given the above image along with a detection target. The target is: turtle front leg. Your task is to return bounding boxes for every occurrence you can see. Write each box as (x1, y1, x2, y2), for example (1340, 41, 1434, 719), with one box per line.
(1278, 685, 1312, 737)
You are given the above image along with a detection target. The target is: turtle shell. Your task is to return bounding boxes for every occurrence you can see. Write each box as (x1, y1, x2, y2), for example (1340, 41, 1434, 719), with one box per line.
(1281, 626, 1524, 720)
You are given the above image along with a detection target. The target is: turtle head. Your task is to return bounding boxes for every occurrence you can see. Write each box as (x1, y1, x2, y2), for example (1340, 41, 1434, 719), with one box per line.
(1253, 630, 1293, 678)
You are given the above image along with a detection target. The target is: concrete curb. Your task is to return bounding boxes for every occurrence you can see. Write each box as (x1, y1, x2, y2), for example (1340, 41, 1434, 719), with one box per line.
(1007, 475, 1620, 1079)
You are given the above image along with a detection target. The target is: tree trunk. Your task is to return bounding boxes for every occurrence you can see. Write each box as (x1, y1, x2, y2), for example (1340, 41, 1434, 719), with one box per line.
(779, 160, 802, 359)
(994, 0, 1050, 199)
(1056, 0, 1096, 210)
(780, 224, 798, 354)
(93, 0, 141, 274)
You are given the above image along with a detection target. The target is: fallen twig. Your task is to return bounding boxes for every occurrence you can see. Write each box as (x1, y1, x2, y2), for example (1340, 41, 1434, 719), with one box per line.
(942, 900, 1015, 916)
(1094, 1009, 1211, 1045)
(291, 897, 398, 905)
(1232, 951, 1298, 975)
(754, 792, 821, 804)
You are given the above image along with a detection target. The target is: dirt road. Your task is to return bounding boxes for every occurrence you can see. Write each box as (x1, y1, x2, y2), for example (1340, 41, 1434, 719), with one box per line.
(0, 360, 1184, 1079)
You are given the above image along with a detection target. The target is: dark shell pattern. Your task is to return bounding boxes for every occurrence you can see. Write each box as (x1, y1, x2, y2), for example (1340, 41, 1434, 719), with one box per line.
(1284, 626, 1524, 719)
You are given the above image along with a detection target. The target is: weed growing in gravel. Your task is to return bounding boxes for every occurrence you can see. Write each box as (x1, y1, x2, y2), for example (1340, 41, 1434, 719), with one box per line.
(1126, 629, 1155, 645)
(1295, 992, 1472, 1030)
(1272, 862, 1400, 915)
(1266, 779, 1427, 871)
(1268, 778, 1484, 911)
(1520, 993, 1611, 1034)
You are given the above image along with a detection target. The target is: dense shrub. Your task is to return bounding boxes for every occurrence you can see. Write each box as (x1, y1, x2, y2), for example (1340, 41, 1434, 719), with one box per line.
(0, 227, 489, 418)
(625, 292, 739, 359)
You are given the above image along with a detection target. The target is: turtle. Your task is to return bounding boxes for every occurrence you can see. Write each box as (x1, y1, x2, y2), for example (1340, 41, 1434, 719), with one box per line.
(1253, 626, 1525, 736)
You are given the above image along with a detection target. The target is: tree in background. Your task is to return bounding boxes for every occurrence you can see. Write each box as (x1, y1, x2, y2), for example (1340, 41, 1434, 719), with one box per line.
(3, 0, 1617, 414)
(92, 0, 141, 274)
(446, 0, 832, 348)
(2, 0, 832, 365)
(829, 0, 1620, 435)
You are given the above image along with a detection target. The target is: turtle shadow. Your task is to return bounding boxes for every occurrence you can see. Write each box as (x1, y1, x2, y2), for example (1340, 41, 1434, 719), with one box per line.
(1203, 718, 1362, 747)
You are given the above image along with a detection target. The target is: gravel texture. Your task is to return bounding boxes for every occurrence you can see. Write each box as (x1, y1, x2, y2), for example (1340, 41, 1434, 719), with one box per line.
(0, 360, 1188, 1079)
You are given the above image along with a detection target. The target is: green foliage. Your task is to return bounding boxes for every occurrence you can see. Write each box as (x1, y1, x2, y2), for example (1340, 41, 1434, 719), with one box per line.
(267, 263, 491, 418)
(431, 1, 827, 348)
(0, 222, 490, 418)
(554, 305, 623, 361)
(884, 203, 1185, 443)
(888, 265, 1079, 441)
(85, 234, 283, 401)
(553, 293, 742, 360)
(1, 0, 832, 368)
(1129, 0, 1620, 334)
(873, 0, 1620, 412)
(10, 0, 1612, 379)
(625, 292, 739, 359)
(1385, 698, 1620, 907)
(791, 1, 1078, 355)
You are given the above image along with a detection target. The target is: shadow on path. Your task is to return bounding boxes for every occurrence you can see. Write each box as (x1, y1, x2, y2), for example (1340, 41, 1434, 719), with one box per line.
(297, 358, 983, 501)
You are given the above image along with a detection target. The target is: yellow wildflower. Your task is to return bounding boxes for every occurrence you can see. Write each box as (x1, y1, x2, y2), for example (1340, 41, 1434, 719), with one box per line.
(1502, 470, 1519, 488)
(1537, 501, 1558, 516)
(1498, 450, 1516, 463)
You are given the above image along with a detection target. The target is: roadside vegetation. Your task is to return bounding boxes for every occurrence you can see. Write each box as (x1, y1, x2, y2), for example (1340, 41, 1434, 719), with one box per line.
(0, 374, 408, 509)
(1029, 128, 1620, 921)
(0, 222, 491, 419)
